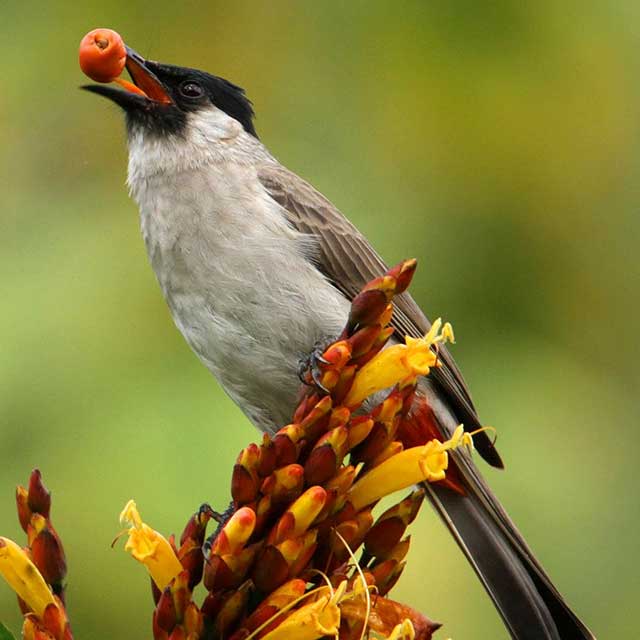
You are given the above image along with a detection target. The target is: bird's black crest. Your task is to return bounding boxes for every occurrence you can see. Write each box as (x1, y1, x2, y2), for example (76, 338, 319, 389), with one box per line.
(148, 62, 257, 138)
(201, 74, 257, 138)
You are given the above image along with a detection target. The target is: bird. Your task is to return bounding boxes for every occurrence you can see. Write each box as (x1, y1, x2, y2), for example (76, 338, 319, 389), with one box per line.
(83, 46, 595, 640)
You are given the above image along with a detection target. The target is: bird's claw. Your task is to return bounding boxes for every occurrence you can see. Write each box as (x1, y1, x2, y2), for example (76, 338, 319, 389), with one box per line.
(197, 502, 220, 522)
(298, 337, 336, 393)
(310, 358, 330, 394)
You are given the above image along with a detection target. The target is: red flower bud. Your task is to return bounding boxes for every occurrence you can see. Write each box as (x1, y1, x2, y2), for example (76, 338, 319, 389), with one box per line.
(258, 434, 277, 477)
(27, 470, 51, 520)
(304, 427, 349, 485)
(365, 490, 424, 560)
(347, 289, 389, 332)
(232, 444, 261, 505)
(348, 325, 383, 358)
(386, 258, 417, 295)
(28, 516, 67, 591)
(298, 396, 332, 442)
(212, 581, 252, 638)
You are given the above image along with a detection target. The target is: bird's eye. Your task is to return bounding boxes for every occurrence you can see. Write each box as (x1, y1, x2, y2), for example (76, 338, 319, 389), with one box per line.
(179, 81, 204, 98)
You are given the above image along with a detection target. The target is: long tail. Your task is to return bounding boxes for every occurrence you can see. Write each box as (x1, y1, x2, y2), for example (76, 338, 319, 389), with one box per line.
(410, 383, 595, 640)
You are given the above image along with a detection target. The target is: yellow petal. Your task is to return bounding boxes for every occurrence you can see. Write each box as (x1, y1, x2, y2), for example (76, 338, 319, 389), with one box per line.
(344, 319, 454, 407)
(441, 322, 455, 344)
(261, 595, 340, 640)
(119, 500, 183, 590)
(347, 441, 450, 511)
(0, 537, 56, 618)
(385, 619, 416, 640)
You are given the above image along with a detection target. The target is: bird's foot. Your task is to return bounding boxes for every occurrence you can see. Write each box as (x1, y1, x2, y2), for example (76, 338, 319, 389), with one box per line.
(297, 336, 338, 393)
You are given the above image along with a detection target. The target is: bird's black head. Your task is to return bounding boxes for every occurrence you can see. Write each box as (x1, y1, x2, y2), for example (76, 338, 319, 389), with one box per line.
(83, 47, 257, 138)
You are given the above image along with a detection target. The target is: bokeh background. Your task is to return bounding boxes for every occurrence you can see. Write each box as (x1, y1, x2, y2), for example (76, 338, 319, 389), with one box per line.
(2, 2, 638, 638)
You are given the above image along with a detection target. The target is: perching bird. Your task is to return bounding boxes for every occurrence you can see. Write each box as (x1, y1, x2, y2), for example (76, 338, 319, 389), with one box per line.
(84, 46, 594, 640)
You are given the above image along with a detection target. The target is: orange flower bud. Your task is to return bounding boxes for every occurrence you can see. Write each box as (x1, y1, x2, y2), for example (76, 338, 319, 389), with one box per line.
(211, 507, 255, 556)
(260, 464, 304, 504)
(16, 486, 31, 533)
(320, 340, 352, 368)
(268, 487, 326, 545)
(346, 417, 374, 450)
(232, 444, 261, 505)
(328, 406, 351, 429)
(299, 396, 332, 442)
(329, 365, 357, 406)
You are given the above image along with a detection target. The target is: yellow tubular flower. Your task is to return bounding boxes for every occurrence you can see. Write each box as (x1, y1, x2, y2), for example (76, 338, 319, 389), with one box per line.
(344, 319, 455, 407)
(348, 426, 471, 511)
(0, 537, 56, 618)
(260, 595, 341, 640)
(119, 500, 183, 590)
(385, 619, 416, 640)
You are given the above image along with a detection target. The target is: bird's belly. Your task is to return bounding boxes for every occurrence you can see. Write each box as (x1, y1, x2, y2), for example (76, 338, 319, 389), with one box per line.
(142, 212, 349, 430)
(165, 273, 349, 432)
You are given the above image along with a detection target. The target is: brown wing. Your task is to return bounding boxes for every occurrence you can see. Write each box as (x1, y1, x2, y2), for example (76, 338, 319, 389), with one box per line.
(258, 163, 503, 468)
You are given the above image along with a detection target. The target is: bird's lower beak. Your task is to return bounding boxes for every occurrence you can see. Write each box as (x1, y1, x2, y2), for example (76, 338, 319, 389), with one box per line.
(82, 46, 173, 109)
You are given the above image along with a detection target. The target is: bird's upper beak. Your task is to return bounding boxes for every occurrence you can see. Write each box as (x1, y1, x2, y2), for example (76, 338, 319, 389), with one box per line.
(82, 46, 174, 109)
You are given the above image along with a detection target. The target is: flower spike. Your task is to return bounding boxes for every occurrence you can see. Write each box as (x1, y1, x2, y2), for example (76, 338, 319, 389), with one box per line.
(2, 258, 479, 639)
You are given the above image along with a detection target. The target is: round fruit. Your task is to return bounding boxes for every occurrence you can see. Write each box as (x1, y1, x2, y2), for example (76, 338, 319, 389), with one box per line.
(79, 28, 126, 83)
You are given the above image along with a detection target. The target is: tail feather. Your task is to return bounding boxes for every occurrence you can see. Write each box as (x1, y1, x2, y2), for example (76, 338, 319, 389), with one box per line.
(414, 382, 595, 640)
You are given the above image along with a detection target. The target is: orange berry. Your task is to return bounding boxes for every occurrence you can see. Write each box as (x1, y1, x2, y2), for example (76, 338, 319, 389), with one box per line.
(78, 28, 126, 83)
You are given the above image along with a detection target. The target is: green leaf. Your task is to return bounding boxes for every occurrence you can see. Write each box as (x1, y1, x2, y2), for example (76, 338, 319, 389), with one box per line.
(0, 622, 17, 640)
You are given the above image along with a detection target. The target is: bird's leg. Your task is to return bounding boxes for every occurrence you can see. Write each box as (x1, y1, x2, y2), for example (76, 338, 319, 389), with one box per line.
(202, 501, 235, 558)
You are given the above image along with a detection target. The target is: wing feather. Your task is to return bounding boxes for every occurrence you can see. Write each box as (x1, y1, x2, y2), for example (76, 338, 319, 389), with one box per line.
(258, 163, 502, 467)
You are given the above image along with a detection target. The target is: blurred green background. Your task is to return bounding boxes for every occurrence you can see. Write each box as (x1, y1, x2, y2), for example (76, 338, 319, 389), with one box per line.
(1, 1, 637, 638)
